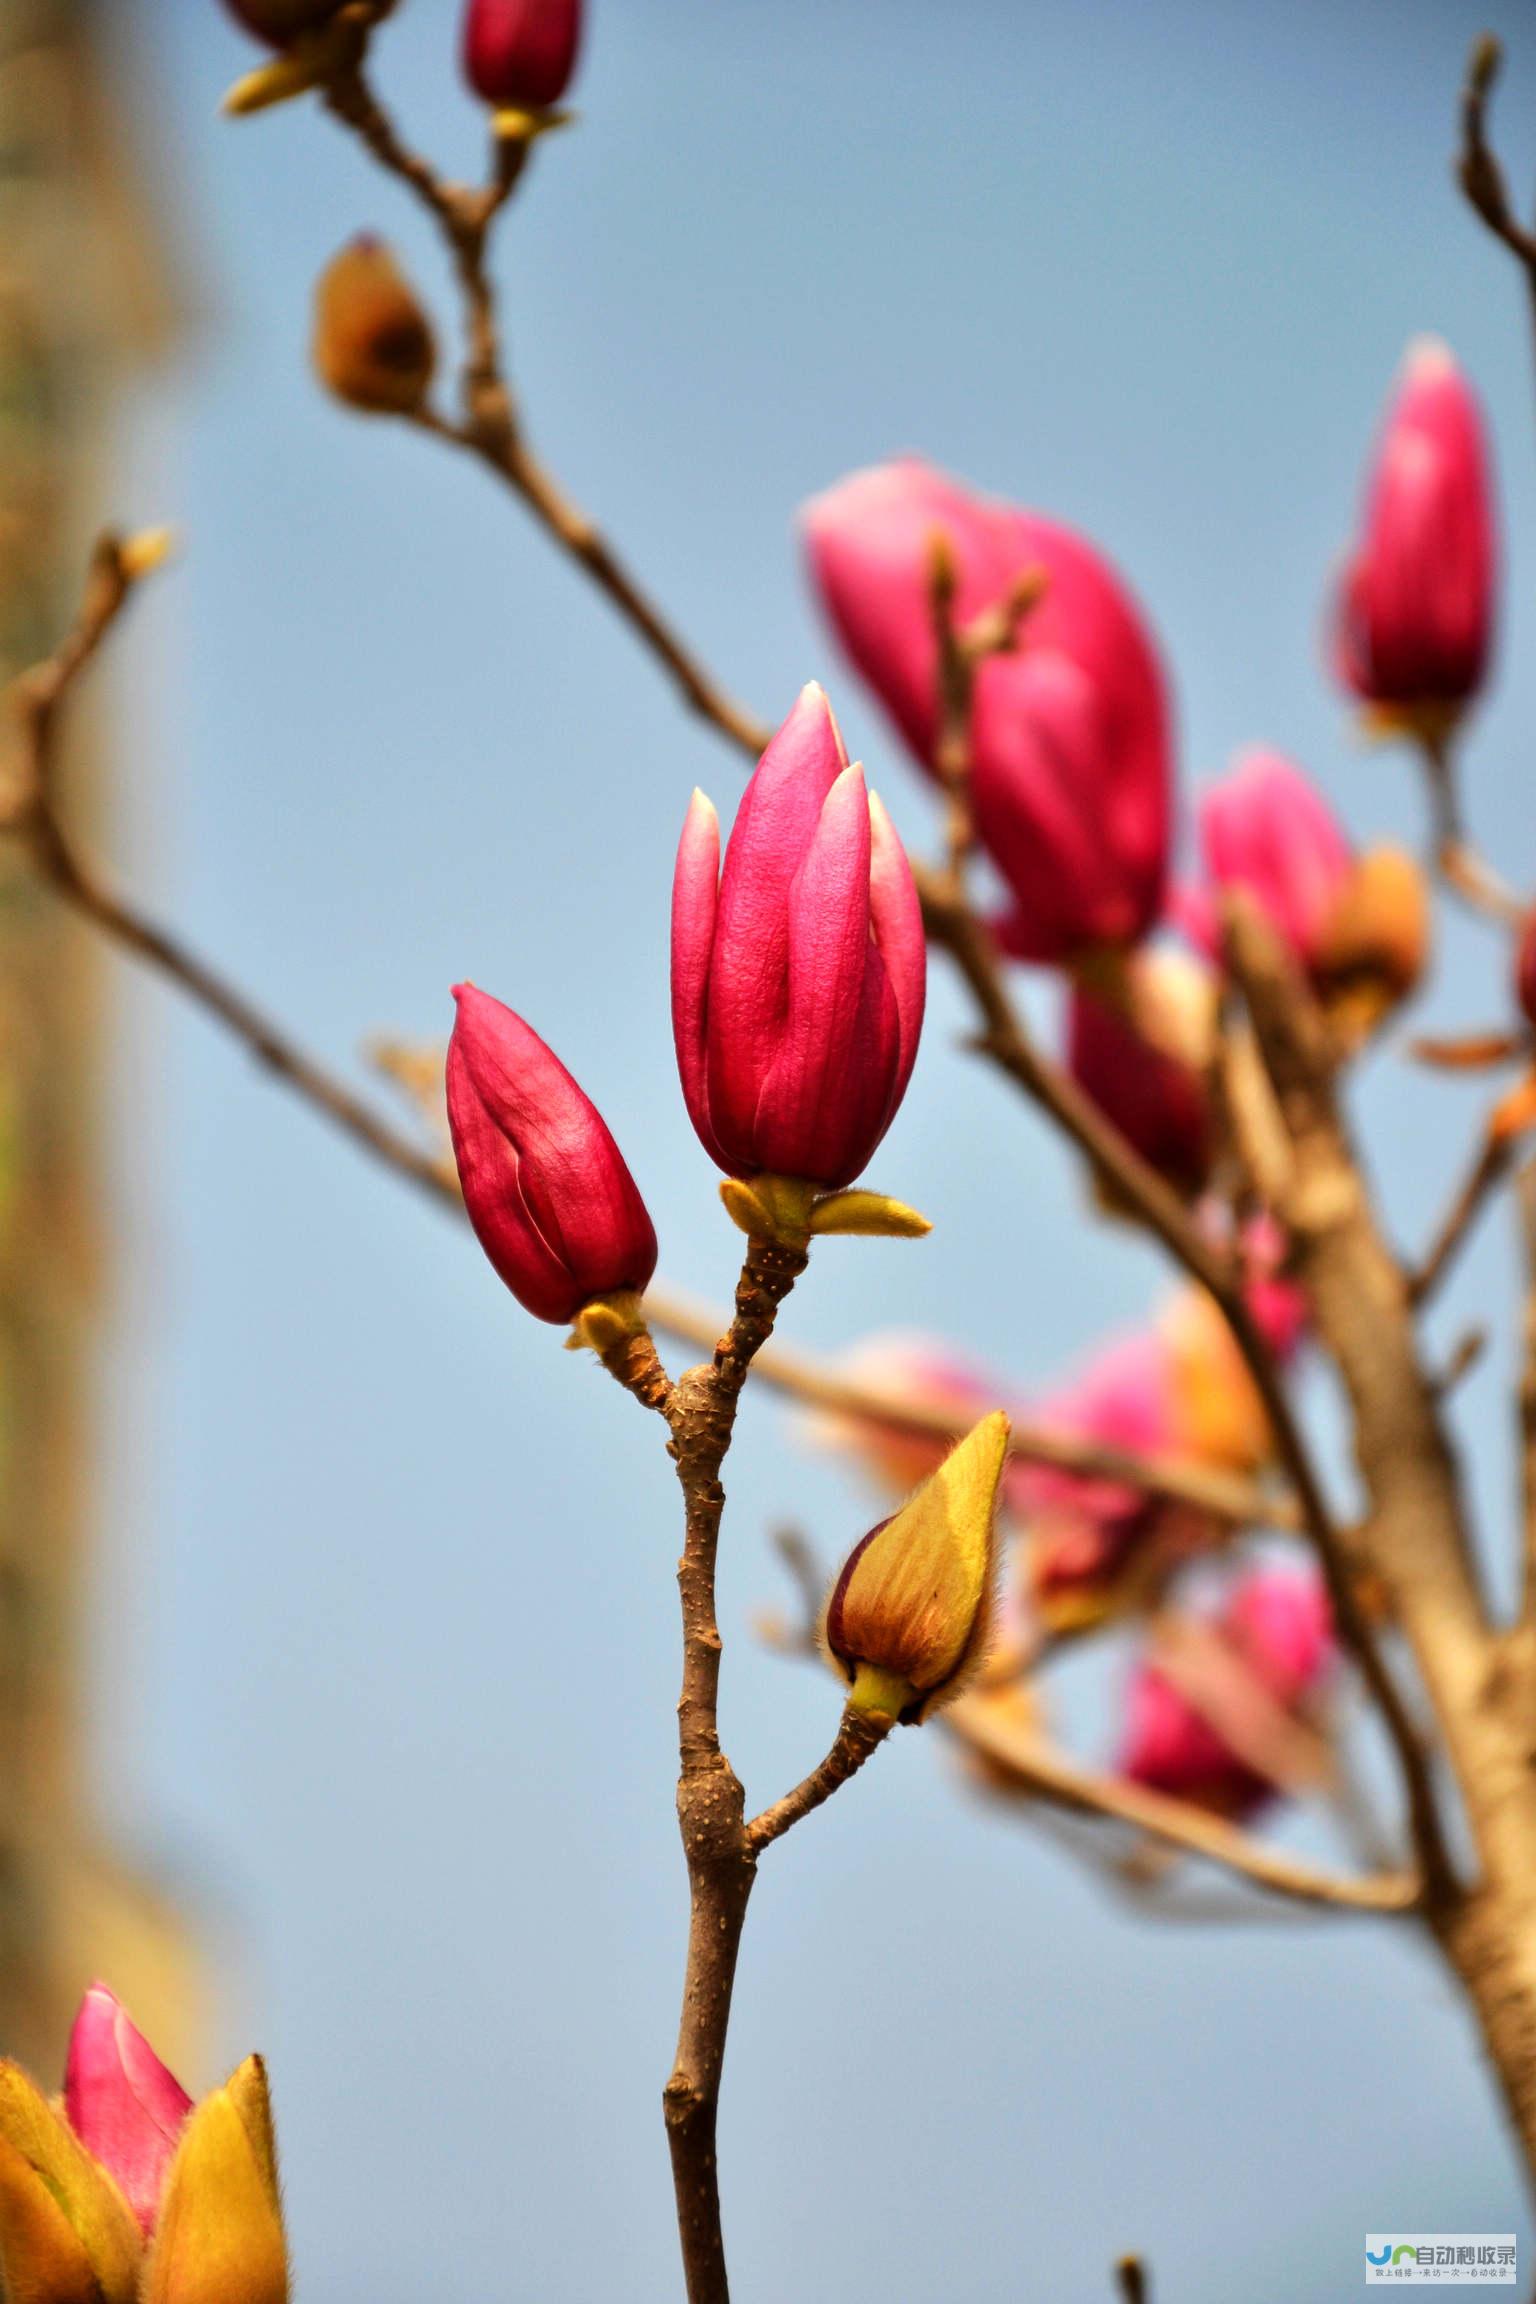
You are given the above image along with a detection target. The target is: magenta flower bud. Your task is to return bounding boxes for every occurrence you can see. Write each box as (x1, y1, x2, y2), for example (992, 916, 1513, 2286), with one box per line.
(446, 984, 657, 1324)
(1184, 749, 1354, 973)
(671, 683, 926, 1189)
(63, 1983, 194, 2234)
(1179, 749, 1429, 1044)
(461, 0, 582, 109)
(1332, 340, 1496, 731)
(803, 457, 1173, 964)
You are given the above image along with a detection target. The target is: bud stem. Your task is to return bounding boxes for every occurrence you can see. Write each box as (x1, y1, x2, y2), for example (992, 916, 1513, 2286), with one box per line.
(745, 1705, 893, 1853)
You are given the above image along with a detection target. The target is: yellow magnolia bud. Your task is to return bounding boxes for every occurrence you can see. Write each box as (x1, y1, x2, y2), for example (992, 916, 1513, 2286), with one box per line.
(142, 2059, 287, 2304)
(312, 237, 436, 417)
(822, 1409, 1010, 1722)
(1312, 844, 1430, 1048)
(0, 2065, 141, 2304)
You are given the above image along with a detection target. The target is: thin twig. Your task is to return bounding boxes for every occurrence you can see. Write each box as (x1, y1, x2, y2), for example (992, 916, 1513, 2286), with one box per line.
(745, 1706, 891, 1852)
(1418, 732, 1524, 928)
(1456, 33, 1536, 403)
(1410, 1127, 1514, 1307)
(947, 1693, 1420, 1916)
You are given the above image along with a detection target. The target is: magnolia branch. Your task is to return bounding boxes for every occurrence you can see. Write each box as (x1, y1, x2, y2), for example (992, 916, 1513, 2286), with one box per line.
(945, 1692, 1418, 1915)
(315, 54, 772, 760)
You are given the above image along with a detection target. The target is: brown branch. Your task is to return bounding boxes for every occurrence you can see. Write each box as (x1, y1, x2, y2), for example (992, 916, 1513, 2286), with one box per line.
(1223, 903, 1475, 1905)
(946, 1693, 1420, 1916)
(1456, 33, 1536, 393)
(745, 1706, 891, 1853)
(314, 57, 771, 761)
(656, 1230, 808, 2304)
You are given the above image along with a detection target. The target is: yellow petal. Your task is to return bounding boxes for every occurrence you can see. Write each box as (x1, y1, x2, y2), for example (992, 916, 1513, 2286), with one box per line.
(142, 2073, 287, 2304)
(0, 2129, 106, 2304)
(0, 2066, 141, 2303)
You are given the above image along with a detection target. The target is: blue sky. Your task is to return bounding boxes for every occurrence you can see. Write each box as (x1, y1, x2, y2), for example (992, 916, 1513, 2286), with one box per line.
(85, 1, 1536, 2296)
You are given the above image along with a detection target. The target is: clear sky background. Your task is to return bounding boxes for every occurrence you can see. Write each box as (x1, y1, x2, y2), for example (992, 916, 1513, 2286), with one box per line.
(81, 1, 1536, 2297)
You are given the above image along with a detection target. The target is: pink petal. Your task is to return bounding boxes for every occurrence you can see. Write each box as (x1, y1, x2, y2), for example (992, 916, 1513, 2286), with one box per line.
(64, 1984, 193, 2234)
(669, 790, 728, 1167)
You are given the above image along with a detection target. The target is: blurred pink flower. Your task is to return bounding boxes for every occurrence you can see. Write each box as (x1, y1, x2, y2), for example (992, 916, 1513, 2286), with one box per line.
(1118, 1569, 1333, 1817)
(803, 457, 1173, 964)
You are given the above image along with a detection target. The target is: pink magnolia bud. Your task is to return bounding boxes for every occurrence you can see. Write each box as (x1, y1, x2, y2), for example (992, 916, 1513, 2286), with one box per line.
(1186, 750, 1353, 973)
(1332, 340, 1496, 732)
(446, 985, 657, 1324)
(803, 457, 1172, 964)
(1180, 750, 1428, 1043)
(462, 0, 582, 109)
(63, 1984, 193, 2235)
(1066, 951, 1215, 1200)
(671, 683, 925, 1188)
(1118, 1570, 1332, 1816)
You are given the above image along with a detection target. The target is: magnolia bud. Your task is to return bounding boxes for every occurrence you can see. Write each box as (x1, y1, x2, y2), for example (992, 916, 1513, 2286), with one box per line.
(222, 0, 348, 43)
(462, 0, 583, 111)
(64, 1985, 193, 2236)
(312, 237, 436, 417)
(822, 1410, 1010, 1722)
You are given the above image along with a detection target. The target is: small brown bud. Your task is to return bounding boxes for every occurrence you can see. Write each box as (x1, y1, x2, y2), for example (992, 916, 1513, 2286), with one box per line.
(312, 237, 436, 417)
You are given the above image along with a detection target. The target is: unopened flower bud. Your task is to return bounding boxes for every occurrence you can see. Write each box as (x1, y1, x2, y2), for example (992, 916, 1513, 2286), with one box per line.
(462, 0, 583, 110)
(672, 685, 926, 1191)
(0, 1990, 289, 2304)
(1331, 339, 1497, 740)
(64, 1985, 193, 2236)
(312, 237, 436, 417)
(822, 1410, 1010, 1722)
(447, 984, 658, 1326)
